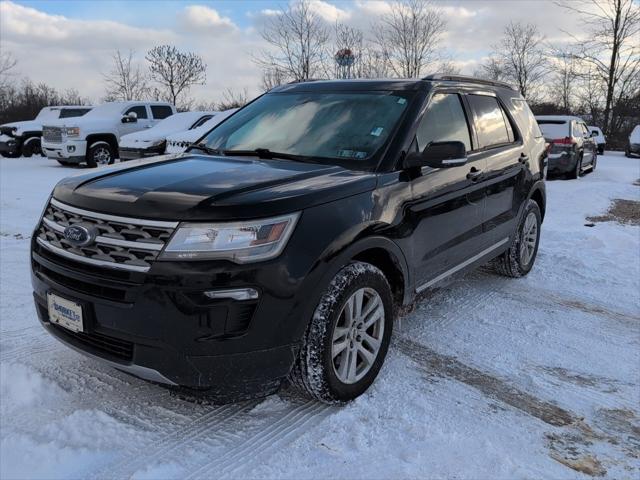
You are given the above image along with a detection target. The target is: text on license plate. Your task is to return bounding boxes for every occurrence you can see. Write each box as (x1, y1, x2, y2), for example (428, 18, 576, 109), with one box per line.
(47, 293, 84, 333)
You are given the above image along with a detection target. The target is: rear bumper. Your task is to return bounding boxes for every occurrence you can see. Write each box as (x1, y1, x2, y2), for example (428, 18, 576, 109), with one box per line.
(547, 150, 577, 174)
(42, 139, 87, 161)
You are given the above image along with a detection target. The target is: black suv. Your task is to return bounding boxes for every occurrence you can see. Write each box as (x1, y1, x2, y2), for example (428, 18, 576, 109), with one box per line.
(31, 76, 546, 404)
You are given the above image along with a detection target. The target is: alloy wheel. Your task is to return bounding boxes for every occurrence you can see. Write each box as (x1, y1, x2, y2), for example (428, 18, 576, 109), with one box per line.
(331, 287, 385, 384)
(94, 147, 112, 165)
(519, 211, 538, 266)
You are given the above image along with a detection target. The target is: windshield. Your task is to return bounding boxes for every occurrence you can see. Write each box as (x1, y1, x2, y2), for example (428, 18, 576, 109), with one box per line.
(200, 92, 411, 164)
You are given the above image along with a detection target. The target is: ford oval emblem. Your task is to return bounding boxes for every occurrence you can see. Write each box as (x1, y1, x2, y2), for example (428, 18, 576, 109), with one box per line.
(63, 224, 95, 247)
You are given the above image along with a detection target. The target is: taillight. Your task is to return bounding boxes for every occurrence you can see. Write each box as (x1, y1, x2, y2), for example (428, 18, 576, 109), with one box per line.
(551, 137, 575, 145)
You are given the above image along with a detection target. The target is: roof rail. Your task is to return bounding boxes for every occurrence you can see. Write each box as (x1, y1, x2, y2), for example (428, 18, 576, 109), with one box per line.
(422, 74, 517, 91)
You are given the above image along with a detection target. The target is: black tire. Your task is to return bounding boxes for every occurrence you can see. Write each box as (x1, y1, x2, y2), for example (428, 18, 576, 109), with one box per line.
(86, 141, 115, 168)
(22, 138, 41, 158)
(591, 153, 597, 172)
(493, 199, 542, 278)
(289, 261, 394, 404)
(598, 145, 604, 155)
(568, 154, 582, 179)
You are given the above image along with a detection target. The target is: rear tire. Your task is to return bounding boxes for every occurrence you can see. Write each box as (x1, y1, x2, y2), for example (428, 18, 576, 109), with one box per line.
(568, 154, 582, 179)
(493, 199, 541, 278)
(289, 262, 394, 404)
(86, 141, 115, 168)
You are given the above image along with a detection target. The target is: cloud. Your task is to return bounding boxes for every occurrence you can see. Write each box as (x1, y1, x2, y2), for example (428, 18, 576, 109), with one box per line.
(179, 5, 237, 34)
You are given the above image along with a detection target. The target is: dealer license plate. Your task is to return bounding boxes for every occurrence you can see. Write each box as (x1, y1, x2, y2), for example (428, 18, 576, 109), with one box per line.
(47, 292, 84, 333)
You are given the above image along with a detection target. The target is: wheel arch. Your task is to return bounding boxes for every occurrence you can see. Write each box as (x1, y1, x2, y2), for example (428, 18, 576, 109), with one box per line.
(86, 133, 118, 154)
(528, 183, 546, 221)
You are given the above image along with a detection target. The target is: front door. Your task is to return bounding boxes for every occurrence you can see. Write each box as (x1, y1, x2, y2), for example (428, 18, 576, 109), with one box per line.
(407, 92, 487, 292)
(118, 105, 152, 137)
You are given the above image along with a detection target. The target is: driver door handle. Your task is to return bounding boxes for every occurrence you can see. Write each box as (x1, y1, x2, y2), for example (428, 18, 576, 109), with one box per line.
(467, 167, 483, 182)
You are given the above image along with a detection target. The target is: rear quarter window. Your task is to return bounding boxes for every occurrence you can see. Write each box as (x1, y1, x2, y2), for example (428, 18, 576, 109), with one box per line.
(511, 99, 542, 140)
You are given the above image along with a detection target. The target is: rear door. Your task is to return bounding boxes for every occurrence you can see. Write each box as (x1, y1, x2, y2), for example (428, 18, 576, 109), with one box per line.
(408, 91, 487, 291)
(465, 93, 525, 247)
(150, 105, 175, 125)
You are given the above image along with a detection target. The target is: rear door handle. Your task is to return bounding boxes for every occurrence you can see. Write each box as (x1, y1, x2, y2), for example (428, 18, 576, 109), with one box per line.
(467, 167, 483, 181)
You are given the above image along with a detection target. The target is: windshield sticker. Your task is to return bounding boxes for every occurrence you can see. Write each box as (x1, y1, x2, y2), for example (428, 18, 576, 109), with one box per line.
(370, 127, 384, 137)
(397, 98, 407, 105)
(338, 149, 368, 159)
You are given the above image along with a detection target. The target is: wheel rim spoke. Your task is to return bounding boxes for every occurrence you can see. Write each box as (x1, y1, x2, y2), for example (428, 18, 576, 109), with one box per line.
(331, 287, 385, 384)
(519, 212, 538, 265)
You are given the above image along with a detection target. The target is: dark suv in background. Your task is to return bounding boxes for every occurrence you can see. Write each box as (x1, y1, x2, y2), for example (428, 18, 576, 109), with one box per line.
(31, 75, 546, 404)
(535, 115, 598, 179)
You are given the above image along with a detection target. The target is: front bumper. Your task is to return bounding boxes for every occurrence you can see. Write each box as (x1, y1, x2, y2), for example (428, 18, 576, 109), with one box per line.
(30, 240, 303, 400)
(0, 134, 18, 155)
(42, 139, 87, 161)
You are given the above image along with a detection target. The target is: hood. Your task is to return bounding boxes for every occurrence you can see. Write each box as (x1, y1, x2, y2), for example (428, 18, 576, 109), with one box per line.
(1, 120, 44, 135)
(52, 154, 376, 220)
(43, 118, 111, 130)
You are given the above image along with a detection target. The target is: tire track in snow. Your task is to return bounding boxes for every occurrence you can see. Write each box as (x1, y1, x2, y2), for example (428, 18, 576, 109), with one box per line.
(183, 399, 333, 480)
(90, 400, 260, 480)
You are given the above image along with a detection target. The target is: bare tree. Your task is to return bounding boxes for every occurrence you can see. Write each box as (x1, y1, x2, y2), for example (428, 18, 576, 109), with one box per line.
(372, 0, 446, 78)
(491, 22, 548, 99)
(103, 50, 149, 101)
(474, 57, 507, 82)
(255, 0, 330, 82)
(0, 51, 17, 88)
(549, 51, 579, 112)
(558, 0, 640, 135)
(145, 45, 207, 108)
(261, 67, 287, 91)
(216, 88, 249, 110)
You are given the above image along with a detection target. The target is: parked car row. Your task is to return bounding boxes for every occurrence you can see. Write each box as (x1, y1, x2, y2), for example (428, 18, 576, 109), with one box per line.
(0, 106, 92, 157)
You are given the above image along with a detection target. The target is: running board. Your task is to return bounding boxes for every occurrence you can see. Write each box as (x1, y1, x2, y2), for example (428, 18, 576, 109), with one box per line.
(416, 238, 510, 293)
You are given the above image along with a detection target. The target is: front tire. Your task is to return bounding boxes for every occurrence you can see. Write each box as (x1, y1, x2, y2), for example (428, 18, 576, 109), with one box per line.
(493, 199, 542, 278)
(22, 138, 41, 158)
(598, 145, 604, 155)
(289, 262, 394, 404)
(86, 141, 115, 168)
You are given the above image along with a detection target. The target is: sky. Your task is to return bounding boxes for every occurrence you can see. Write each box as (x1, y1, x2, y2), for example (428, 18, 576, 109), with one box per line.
(0, 0, 595, 105)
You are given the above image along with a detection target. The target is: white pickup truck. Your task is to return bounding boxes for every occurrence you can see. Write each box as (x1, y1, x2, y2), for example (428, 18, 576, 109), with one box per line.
(41, 101, 176, 167)
(0, 106, 92, 158)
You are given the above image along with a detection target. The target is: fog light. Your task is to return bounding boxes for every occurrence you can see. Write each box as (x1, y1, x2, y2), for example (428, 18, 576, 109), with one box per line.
(203, 288, 259, 301)
(67, 145, 76, 153)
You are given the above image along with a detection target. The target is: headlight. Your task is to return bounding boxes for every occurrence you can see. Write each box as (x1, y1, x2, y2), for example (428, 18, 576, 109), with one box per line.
(161, 213, 300, 263)
(65, 127, 80, 137)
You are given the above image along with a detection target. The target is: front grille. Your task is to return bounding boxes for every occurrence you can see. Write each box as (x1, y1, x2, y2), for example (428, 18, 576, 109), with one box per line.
(37, 198, 177, 272)
(42, 126, 63, 143)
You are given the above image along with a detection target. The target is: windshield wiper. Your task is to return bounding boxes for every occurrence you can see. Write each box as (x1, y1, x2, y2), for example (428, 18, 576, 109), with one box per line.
(222, 148, 310, 162)
(185, 143, 223, 156)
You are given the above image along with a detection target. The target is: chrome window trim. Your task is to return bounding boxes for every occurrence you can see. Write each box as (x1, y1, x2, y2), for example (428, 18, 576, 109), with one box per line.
(50, 198, 179, 229)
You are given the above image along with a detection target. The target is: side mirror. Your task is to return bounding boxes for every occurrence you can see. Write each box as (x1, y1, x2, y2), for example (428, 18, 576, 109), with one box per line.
(121, 112, 138, 123)
(591, 131, 598, 137)
(403, 141, 468, 169)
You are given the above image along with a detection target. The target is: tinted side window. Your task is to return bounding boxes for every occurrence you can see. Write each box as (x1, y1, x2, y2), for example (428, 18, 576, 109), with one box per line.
(417, 93, 471, 152)
(151, 105, 174, 119)
(59, 108, 91, 119)
(125, 105, 148, 119)
(468, 95, 511, 149)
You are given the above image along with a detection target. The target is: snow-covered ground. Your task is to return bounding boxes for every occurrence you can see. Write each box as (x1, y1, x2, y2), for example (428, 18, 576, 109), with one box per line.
(1, 153, 639, 479)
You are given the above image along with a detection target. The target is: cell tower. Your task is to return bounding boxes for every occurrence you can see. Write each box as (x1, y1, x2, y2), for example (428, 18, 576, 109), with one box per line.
(335, 48, 356, 79)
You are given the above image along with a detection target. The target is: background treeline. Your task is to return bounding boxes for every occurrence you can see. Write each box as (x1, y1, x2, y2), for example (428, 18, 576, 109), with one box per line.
(1, 0, 637, 148)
